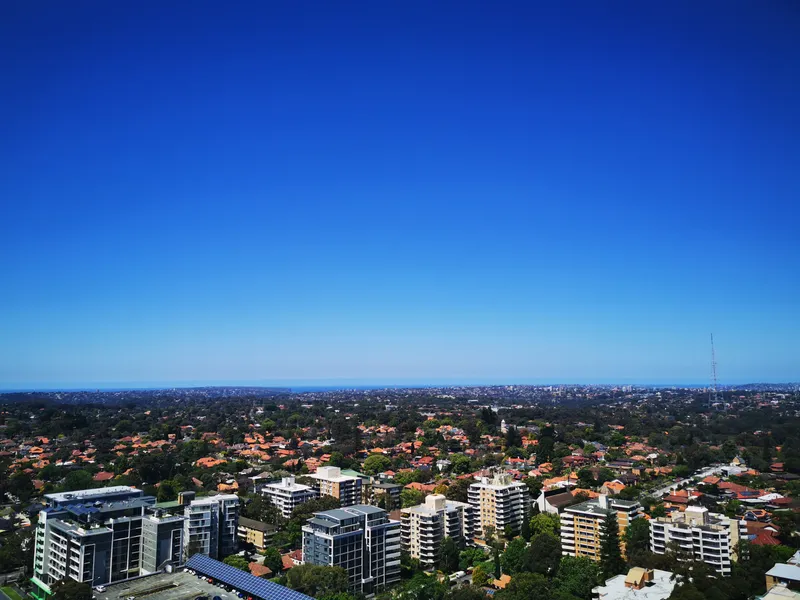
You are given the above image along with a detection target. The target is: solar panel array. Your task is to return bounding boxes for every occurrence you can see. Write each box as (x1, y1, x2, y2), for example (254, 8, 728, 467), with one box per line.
(185, 554, 314, 600)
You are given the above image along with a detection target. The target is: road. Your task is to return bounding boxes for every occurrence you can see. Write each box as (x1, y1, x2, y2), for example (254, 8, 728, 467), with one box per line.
(650, 466, 721, 498)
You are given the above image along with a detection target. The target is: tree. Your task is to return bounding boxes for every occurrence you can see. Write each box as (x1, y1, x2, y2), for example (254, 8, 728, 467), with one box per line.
(362, 454, 392, 475)
(623, 517, 651, 564)
(445, 478, 473, 503)
(495, 572, 550, 600)
(523, 533, 561, 576)
(401, 488, 426, 508)
(61, 469, 96, 492)
(520, 515, 531, 542)
(446, 586, 484, 600)
(53, 580, 92, 600)
(530, 512, 560, 537)
(439, 536, 460, 573)
(493, 547, 501, 579)
(600, 513, 625, 578)
(450, 454, 472, 474)
(396, 573, 447, 600)
(471, 564, 490, 587)
(157, 480, 177, 502)
(7, 472, 35, 502)
(285, 564, 349, 597)
(263, 547, 283, 574)
(500, 537, 527, 575)
(223, 555, 250, 571)
(554, 556, 600, 600)
(459, 547, 486, 570)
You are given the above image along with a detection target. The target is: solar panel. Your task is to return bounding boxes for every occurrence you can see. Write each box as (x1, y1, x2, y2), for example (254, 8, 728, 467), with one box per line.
(185, 554, 313, 600)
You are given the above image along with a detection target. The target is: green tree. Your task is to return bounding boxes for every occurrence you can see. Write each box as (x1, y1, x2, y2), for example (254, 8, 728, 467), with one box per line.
(471, 564, 491, 587)
(362, 454, 392, 475)
(263, 547, 283, 574)
(157, 480, 177, 502)
(446, 586, 484, 600)
(500, 537, 527, 575)
(7, 472, 35, 502)
(520, 515, 531, 542)
(439, 536, 460, 573)
(445, 478, 473, 503)
(600, 513, 625, 578)
(53, 580, 92, 600)
(223, 555, 250, 571)
(285, 564, 349, 597)
(459, 547, 486, 570)
(523, 533, 561, 576)
(623, 517, 651, 564)
(554, 556, 600, 600)
(530, 512, 560, 537)
(401, 488, 426, 508)
(61, 470, 96, 492)
(397, 573, 447, 600)
(495, 572, 550, 600)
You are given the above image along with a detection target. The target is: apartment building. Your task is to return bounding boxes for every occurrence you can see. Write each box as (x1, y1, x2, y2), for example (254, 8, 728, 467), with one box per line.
(650, 506, 746, 575)
(400, 494, 473, 567)
(260, 476, 317, 519)
(183, 494, 239, 560)
(302, 505, 401, 596)
(309, 466, 362, 507)
(468, 472, 529, 537)
(237, 516, 275, 551)
(561, 494, 643, 561)
(31, 486, 239, 600)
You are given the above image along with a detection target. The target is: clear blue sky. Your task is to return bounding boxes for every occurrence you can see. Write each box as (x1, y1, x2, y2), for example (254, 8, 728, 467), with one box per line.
(1, 1, 798, 389)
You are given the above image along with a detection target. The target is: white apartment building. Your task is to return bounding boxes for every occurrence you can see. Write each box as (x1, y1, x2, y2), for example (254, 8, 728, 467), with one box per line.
(468, 472, 530, 537)
(309, 466, 362, 507)
(650, 506, 746, 575)
(261, 476, 318, 519)
(183, 494, 240, 560)
(400, 494, 473, 567)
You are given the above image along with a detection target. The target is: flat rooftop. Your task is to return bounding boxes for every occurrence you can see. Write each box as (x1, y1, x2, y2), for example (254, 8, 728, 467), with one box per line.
(93, 570, 239, 600)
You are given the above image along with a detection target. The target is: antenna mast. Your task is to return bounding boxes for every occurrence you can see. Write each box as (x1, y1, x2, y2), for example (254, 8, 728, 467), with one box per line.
(710, 333, 719, 406)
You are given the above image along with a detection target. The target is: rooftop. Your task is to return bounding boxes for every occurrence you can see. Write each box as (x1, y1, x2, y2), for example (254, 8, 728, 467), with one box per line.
(93, 570, 240, 600)
(592, 568, 676, 600)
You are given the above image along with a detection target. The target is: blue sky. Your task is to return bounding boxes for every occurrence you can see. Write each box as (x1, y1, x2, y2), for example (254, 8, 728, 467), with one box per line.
(1, 1, 798, 389)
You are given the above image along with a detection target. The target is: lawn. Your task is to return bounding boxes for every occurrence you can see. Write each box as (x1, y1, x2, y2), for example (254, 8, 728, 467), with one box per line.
(1, 586, 24, 600)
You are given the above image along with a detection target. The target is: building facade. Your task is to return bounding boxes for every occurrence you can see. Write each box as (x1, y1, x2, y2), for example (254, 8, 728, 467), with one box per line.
(309, 467, 362, 507)
(237, 516, 275, 551)
(260, 476, 318, 519)
(32, 486, 239, 600)
(650, 506, 746, 575)
(561, 494, 643, 561)
(302, 505, 400, 596)
(468, 472, 529, 537)
(400, 494, 473, 567)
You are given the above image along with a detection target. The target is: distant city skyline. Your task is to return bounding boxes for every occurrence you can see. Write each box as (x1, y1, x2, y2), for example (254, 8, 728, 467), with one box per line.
(2, 2, 798, 387)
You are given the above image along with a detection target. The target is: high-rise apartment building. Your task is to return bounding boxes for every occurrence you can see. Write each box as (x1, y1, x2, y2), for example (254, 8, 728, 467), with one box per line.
(31, 486, 239, 600)
(183, 494, 239, 560)
(650, 506, 746, 575)
(309, 466, 362, 507)
(260, 476, 318, 519)
(400, 494, 473, 567)
(468, 472, 529, 537)
(560, 494, 643, 561)
(302, 505, 401, 596)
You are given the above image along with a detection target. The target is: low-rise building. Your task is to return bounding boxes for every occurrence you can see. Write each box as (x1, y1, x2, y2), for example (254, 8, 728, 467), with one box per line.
(237, 516, 276, 551)
(592, 567, 676, 600)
